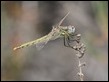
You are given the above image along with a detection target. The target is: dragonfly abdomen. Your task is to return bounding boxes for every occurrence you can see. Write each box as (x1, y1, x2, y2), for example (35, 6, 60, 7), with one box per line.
(13, 35, 48, 50)
(13, 40, 37, 50)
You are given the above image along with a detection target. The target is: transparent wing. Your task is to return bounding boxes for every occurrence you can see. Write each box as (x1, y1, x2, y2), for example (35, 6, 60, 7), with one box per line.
(36, 36, 51, 50)
(58, 12, 70, 27)
(36, 40, 48, 50)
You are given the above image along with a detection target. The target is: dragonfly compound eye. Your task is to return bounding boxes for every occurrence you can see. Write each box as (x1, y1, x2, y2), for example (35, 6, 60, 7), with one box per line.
(68, 26, 75, 34)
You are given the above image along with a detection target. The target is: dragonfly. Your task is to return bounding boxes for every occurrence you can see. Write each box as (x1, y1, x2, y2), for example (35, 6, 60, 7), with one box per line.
(13, 12, 77, 51)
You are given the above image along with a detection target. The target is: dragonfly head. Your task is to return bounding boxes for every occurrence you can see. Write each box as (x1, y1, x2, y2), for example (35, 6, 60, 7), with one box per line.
(67, 25, 75, 34)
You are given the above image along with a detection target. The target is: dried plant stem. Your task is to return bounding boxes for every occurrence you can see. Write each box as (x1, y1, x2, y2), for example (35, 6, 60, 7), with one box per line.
(74, 34, 86, 81)
(77, 58, 84, 81)
(65, 33, 86, 81)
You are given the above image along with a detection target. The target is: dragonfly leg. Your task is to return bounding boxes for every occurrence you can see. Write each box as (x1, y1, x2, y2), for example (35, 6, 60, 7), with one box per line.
(64, 36, 73, 48)
(67, 36, 71, 43)
(67, 34, 76, 43)
(70, 33, 78, 36)
(69, 34, 81, 43)
(64, 34, 80, 50)
(64, 36, 81, 51)
(66, 36, 81, 50)
(67, 36, 74, 48)
(64, 36, 69, 47)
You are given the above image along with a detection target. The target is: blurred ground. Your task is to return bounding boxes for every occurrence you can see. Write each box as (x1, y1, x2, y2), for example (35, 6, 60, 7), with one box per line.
(1, 1, 108, 81)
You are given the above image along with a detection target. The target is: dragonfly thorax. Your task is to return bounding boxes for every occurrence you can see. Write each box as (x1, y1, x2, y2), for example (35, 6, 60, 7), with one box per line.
(61, 25, 75, 34)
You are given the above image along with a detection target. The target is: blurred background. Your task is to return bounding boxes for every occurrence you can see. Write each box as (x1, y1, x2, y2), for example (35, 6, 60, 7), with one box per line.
(1, 1, 108, 81)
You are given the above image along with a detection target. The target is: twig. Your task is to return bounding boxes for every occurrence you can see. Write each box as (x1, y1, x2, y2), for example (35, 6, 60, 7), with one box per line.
(65, 33, 86, 81)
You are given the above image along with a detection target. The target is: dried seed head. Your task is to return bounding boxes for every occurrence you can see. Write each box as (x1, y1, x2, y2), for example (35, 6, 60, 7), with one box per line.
(77, 34, 81, 37)
(78, 62, 86, 67)
(77, 72, 84, 76)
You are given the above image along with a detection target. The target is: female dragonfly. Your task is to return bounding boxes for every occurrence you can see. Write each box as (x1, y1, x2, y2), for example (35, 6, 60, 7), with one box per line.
(13, 12, 76, 51)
